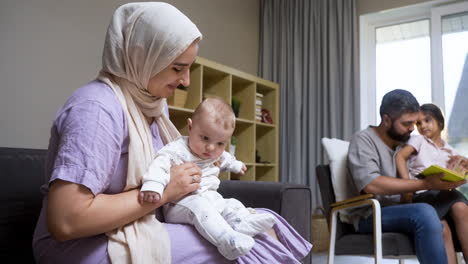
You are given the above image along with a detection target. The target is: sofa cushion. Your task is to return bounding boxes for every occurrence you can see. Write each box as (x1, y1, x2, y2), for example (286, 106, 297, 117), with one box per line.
(0, 148, 48, 263)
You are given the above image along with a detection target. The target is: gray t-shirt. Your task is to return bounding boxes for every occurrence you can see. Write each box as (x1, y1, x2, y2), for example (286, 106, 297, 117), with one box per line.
(347, 126, 401, 228)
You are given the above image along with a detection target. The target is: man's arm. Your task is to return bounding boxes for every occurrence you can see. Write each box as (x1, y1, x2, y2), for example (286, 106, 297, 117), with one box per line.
(363, 174, 465, 195)
(348, 130, 465, 196)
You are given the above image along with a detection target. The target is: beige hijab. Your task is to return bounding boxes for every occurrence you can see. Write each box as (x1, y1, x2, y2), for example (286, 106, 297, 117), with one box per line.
(97, 2, 202, 263)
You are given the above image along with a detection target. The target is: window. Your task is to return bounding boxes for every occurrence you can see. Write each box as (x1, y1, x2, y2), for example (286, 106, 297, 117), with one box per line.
(375, 19, 432, 123)
(360, 1, 468, 156)
(438, 10, 468, 156)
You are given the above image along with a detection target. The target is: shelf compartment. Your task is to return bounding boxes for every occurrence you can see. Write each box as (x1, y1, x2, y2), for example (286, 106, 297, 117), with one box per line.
(202, 66, 231, 103)
(232, 122, 255, 164)
(255, 125, 277, 165)
(219, 171, 230, 181)
(256, 121, 275, 128)
(185, 63, 203, 110)
(236, 118, 254, 125)
(232, 76, 255, 121)
(255, 163, 276, 167)
(231, 164, 255, 181)
(168, 108, 192, 136)
(256, 83, 278, 126)
(255, 165, 277, 182)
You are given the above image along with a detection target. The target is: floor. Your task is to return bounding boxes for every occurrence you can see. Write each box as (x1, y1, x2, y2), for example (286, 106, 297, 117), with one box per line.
(311, 252, 466, 264)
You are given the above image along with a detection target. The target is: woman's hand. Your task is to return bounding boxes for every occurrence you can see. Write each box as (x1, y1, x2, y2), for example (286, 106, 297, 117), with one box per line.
(161, 162, 201, 204)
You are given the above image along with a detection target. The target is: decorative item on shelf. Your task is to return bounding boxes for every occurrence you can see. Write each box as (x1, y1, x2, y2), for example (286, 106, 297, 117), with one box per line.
(229, 136, 237, 156)
(261, 108, 273, 124)
(231, 97, 241, 118)
(255, 93, 263, 122)
(255, 150, 271, 164)
(167, 84, 188, 108)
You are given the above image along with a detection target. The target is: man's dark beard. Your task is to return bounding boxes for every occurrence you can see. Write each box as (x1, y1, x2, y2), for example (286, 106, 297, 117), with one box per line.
(387, 123, 411, 142)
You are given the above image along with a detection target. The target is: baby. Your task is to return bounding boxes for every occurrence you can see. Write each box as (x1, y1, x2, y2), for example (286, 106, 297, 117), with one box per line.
(139, 97, 276, 260)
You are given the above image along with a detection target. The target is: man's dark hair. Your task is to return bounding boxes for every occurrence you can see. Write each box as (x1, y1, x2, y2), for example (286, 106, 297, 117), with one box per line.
(379, 89, 419, 119)
(420, 103, 445, 131)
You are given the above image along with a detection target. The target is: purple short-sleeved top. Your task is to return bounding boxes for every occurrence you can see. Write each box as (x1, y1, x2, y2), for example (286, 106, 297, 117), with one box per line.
(32, 81, 311, 264)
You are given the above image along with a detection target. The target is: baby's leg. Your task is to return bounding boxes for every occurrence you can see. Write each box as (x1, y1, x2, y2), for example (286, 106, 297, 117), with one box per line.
(223, 198, 276, 237)
(165, 197, 254, 260)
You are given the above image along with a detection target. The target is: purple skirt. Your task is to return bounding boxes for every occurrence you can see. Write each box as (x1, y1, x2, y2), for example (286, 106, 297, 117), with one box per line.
(34, 208, 312, 264)
(167, 208, 312, 264)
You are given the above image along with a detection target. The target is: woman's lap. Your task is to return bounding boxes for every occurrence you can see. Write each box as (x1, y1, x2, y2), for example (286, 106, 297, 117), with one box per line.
(165, 208, 312, 264)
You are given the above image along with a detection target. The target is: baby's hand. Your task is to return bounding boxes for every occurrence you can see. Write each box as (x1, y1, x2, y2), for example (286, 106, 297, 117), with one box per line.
(139, 191, 161, 204)
(239, 163, 247, 175)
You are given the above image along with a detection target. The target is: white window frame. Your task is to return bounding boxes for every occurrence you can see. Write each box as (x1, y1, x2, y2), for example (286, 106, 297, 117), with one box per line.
(359, 0, 468, 129)
(431, 1, 468, 111)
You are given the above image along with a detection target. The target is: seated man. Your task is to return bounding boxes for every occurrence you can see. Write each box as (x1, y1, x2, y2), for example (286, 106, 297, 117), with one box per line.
(347, 89, 465, 264)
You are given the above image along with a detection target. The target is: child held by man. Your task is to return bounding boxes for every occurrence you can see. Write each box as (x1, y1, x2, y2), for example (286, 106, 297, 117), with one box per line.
(395, 103, 468, 264)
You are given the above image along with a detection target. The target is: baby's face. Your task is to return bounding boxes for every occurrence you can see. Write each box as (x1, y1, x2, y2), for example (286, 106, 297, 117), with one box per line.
(188, 117, 233, 160)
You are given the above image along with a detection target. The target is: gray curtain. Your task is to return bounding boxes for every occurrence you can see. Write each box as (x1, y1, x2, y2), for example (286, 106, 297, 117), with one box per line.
(259, 0, 359, 209)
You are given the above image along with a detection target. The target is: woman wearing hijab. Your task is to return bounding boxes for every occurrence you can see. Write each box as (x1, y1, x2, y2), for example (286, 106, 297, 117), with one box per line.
(32, 2, 311, 263)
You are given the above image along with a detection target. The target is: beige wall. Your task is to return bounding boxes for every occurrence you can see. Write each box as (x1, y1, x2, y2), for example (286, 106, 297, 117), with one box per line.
(0, 0, 259, 149)
(357, 0, 433, 15)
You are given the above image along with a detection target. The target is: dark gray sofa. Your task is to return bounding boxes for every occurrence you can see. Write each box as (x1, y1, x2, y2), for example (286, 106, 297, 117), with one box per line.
(0, 147, 311, 263)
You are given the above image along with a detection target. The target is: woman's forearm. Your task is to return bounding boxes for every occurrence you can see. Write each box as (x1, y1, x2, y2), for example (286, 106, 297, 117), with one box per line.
(47, 180, 162, 241)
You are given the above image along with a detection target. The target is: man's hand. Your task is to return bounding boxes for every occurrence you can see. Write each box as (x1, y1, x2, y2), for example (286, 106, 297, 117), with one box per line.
(423, 172, 466, 190)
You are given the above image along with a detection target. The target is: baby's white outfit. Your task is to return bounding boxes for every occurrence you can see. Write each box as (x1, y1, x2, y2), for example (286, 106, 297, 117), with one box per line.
(141, 136, 276, 260)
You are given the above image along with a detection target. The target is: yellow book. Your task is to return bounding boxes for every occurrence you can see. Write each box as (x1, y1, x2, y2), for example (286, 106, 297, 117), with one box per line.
(419, 165, 467, 182)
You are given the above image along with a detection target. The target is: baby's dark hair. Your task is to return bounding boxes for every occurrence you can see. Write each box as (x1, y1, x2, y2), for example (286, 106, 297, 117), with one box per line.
(420, 103, 445, 131)
(379, 89, 420, 119)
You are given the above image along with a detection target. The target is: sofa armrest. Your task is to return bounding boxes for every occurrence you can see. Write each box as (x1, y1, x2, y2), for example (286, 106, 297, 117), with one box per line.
(218, 180, 311, 244)
(0, 147, 48, 263)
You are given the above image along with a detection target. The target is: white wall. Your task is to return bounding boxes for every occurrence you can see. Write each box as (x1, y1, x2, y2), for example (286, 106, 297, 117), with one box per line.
(0, 0, 259, 149)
